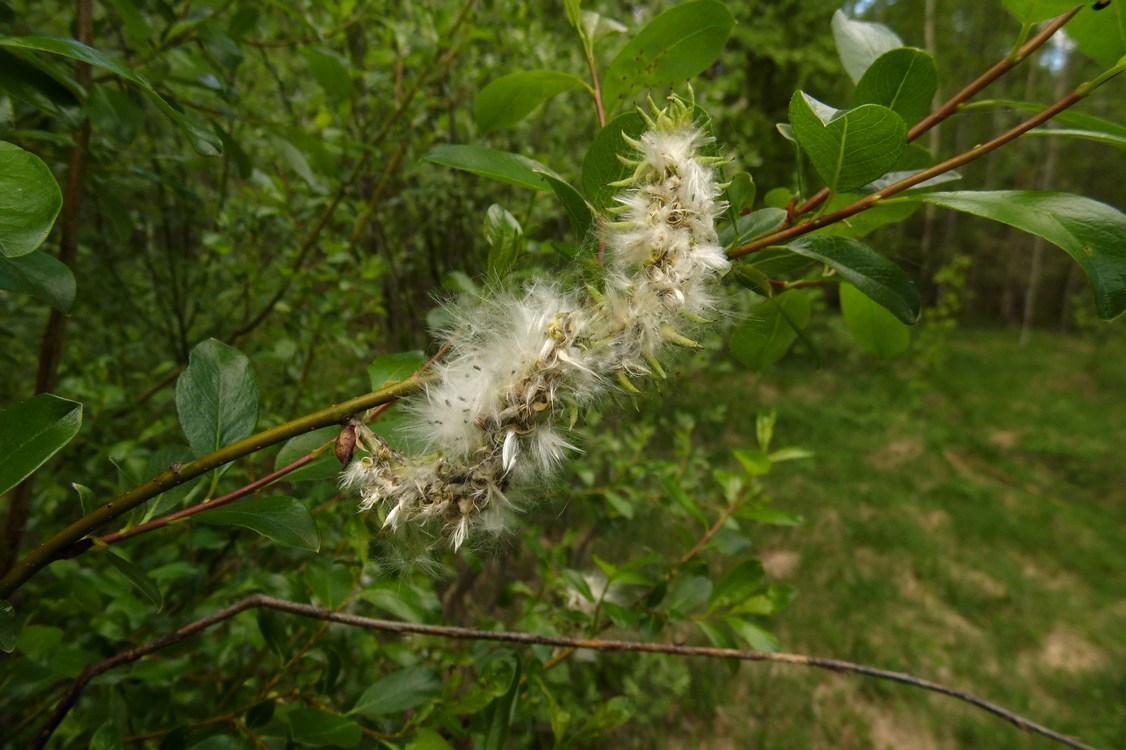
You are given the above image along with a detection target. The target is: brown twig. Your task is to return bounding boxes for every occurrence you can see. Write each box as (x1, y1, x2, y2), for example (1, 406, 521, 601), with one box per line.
(730, 82, 1103, 259)
(0, 376, 428, 599)
(792, 8, 1081, 219)
(32, 594, 1097, 750)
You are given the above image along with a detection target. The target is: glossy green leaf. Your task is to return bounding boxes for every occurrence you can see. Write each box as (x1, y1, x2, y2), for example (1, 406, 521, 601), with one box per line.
(851, 47, 938, 127)
(351, 666, 443, 717)
(287, 708, 361, 749)
(0, 141, 62, 258)
(789, 93, 907, 193)
(0, 49, 82, 128)
(786, 235, 920, 323)
(0, 36, 221, 155)
(484, 204, 525, 277)
(1001, 0, 1085, 24)
(475, 70, 584, 133)
(968, 99, 1126, 141)
(175, 339, 259, 459)
(726, 617, 781, 652)
(831, 10, 903, 84)
(1025, 127, 1126, 151)
(368, 350, 426, 391)
(709, 559, 766, 610)
(0, 599, 18, 653)
(537, 170, 594, 239)
(274, 426, 340, 482)
(812, 193, 921, 239)
(1066, 2, 1126, 68)
(0, 393, 81, 496)
(198, 496, 320, 551)
(920, 190, 1126, 319)
(105, 550, 163, 611)
(840, 282, 911, 357)
(582, 111, 646, 209)
(729, 291, 813, 370)
(720, 207, 786, 249)
(0, 250, 76, 311)
(600, 0, 735, 111)
(424, 144, 557, 192)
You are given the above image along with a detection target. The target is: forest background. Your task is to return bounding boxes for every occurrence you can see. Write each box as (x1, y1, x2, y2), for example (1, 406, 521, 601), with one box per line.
(1, 0, 1123, 748)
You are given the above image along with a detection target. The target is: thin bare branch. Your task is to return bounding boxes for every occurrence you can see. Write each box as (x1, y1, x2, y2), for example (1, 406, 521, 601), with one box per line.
(33, 594, 1097, 750)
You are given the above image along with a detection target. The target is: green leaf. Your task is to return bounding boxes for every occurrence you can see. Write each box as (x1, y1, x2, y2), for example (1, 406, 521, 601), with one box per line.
(600, 0, 735, 111)
(788, 92, 907, 193)
(831, 10, 903, 84)
(968, 100, 1126, 141)
(406, 729, 455, 750)
(274, 426, 339, 482)
(0, 36, 222, 155)
(0, 250, 76, 311)
(484, 204, 526, 277)
(725, 172, 756, 213)
(304, 559, 355, 609)
(104, 550, 164, 611)
(1001, 0, 1086, 24)
(729, 291, 813, 370)
(351, 666, 443, 717)
(482, 656, 521, 750)
(786, 235, 920, 323)
(368, 350, 426, 391)
(840, 282, 911, 357)
(197, 496, 320, 551)
(0, 141, 62, 258)
(709, 559, 766, 610)
(0, 393, 81, 496)
(0, 599, 18, 653)
(665, 574, 713, 615)
(725, 617, 781, 652)
(537, 171, 594, 239)
(733, 448, 771, 477)
(1025, 127, 1126, 151)
(74, 483, 97, 515)
(0, 49, 82, 128)
(474, 70, 584, 133)
(919, 191, 1126, 319)
(582, 111, 646, 209)
(811, 192, 921, 239)
(301, 47, 351, 101)
(1066, 2, 1126, 68)
(851, 48, 938, 127)
(424, 144, 558, 192)
(175, 339, 259, 459)
(720, 207, 786, 249)
(287, 708, 361, 749)
(256, 608, 288, 658)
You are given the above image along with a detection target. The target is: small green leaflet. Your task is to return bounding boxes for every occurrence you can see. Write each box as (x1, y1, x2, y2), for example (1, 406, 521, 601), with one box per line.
(197, 495, 320, 551)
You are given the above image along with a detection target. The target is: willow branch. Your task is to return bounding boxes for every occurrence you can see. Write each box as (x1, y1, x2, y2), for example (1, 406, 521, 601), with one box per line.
(33, 594, 1096, 750)
(0, 377, 429, 599)
(793, 7, 1081, 218)
(730, 71, 1118, 259)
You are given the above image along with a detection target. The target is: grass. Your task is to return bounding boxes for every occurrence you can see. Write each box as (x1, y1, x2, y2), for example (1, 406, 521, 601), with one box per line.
(680, 327, 1126, 750)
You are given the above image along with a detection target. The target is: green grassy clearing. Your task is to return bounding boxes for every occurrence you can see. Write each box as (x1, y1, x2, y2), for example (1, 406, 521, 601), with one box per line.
(677, 327, 1126, 750)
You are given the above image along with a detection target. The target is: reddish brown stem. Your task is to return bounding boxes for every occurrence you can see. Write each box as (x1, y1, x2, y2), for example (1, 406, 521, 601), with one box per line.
(793, 8, 1081, 219)
(730, 85, 1094, 259)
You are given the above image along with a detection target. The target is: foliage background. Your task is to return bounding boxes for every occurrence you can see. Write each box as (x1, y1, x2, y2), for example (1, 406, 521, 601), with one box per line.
(1, 0, 1123, 748)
